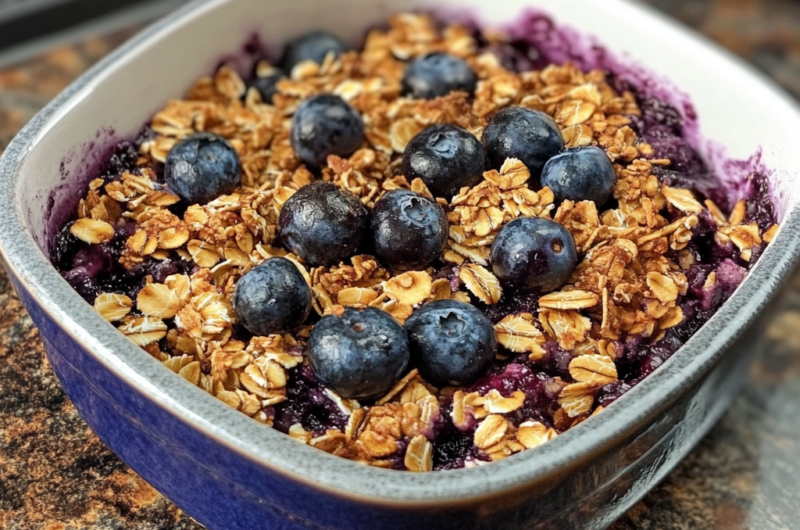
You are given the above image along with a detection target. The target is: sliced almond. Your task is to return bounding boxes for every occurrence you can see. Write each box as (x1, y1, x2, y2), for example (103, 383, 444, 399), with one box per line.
(70, 218, 115, 244)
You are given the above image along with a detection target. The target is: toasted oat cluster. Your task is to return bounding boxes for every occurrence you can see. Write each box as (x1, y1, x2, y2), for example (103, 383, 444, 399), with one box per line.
(55, 13, 778, 471)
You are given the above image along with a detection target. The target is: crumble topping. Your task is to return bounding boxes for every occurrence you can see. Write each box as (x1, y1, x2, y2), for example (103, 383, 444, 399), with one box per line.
(56, 13, 779, 471)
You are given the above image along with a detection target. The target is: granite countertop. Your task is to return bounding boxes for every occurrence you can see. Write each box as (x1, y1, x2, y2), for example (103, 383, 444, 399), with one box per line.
(1, 1, 800, 528)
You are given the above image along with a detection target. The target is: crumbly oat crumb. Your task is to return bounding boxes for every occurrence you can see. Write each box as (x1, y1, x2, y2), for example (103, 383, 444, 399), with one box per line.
(66, 12, 778, 471)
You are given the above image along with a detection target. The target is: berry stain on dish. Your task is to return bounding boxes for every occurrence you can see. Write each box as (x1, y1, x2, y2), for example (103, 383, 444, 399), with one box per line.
(52, 12, 779, 472)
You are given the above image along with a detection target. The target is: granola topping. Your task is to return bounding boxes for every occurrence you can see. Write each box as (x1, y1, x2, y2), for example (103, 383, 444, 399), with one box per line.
(52, 12, 778, 472)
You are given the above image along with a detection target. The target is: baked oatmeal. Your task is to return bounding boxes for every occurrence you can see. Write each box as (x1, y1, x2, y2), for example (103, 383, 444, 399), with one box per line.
(52, 13, 778, 472)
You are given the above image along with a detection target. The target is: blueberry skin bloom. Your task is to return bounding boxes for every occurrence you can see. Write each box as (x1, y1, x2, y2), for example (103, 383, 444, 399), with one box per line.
(233, 257, 312, 335)
(281, 31, 347, 71)
(371, 190, 448, 272)
(279, 181, 369, 267)
(482, 107, 565, 183)
(541, 146, 617, 206)
(307, 307, 410, 399)
(290, 94, 364, 167)
(405, 300, 497, 386)
(164, 133, 242, 204)
(491, 217, 577, 292)
(402, 52, 477, 99)
(401, 124, 486, 198)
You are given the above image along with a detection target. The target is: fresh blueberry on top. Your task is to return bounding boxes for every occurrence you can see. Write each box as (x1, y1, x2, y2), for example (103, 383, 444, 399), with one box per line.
(541, 146, 616, 205)
(233, 257, 312, 335)
(371, 190, 448, 272)
(279, 181, 368, 267)
(401, 124, 485, 198)
(482, 107, 565, 184)
(164, 133, 242, 204)
(405, 300, 497, 386)
(290, 94, 364, 167)
(491, 217, 577, 292)
(248, 68, 284, 104)
(307, 307, 410, 399)
(402, 52, 477, 99)
(281, 30, 347, 72)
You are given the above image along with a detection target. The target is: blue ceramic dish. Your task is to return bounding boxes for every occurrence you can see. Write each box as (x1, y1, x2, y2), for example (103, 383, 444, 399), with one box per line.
(2, 0, 800, 528)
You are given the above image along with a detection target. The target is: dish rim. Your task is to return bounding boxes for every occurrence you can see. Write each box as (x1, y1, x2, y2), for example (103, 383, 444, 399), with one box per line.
(1, 0, 800, 507)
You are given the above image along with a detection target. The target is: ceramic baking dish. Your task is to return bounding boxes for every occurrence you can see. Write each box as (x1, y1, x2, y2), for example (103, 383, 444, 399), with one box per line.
(1, 0, 800, 528)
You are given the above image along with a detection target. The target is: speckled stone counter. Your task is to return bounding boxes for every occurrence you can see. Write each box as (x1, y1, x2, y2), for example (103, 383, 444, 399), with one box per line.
(2, 1, 800, 528)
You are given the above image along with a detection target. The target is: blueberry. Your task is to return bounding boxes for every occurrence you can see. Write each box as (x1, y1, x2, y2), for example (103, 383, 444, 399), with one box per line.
(541, 146, 616, 205)
(405, 300, 497, 385)
(482, 107, 564, 183)
(279, 181, 368, 266)
(281, 30, 347, 72)
(307, 307, 410, 399)
(371, 190, 448, 272)
(290, 94, 364, 167)
(490, 217, 577, 292)
(248, 68, 284, 104)
(233, 257, 312, 335)
(164, 133, 241, 204)
(401, 124, 485, 198)
(402, 53, 477, 99)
